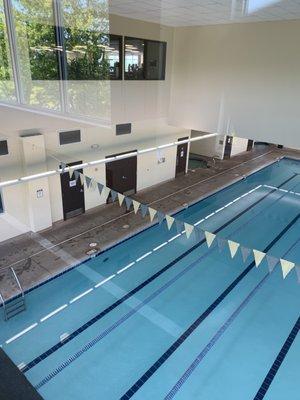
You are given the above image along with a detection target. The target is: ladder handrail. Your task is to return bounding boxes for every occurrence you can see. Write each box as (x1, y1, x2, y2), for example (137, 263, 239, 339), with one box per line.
(0, 291, 7, 321)
(10, 267, 24, 298)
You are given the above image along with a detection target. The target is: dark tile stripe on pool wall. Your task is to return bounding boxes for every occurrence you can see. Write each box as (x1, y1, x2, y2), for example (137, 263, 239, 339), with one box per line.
(254, 317, 300, 400)
(22, 174, 297, 374)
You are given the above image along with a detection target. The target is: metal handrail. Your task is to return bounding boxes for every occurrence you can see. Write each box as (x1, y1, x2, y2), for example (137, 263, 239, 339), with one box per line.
(10, 267, 24, 298)
(0, 291, 7, 321)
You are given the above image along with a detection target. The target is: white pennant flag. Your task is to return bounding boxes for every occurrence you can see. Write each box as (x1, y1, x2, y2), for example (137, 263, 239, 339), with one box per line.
(166, 215, 175, 230)
(184, 223, 194, 239)
(148, 208, 157, 222)
(101, 187, 110, 201)
(253, 249, 266, 267)
(205, 231, 216, 248)
(118, 193, 125, 206)
(132, 200, 140, 214)
(228, 240, 240, 258)
(280, 259, 295, 279)
(68, 168, 74, 179)
(79, 173, 85, 186)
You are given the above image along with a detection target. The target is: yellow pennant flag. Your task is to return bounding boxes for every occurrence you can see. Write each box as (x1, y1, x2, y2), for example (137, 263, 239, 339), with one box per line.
(166, 215, 175, 230)
(68, 168, 73, 179)
(118, 193, 125, 206)
(79, 173, 85, 186)
(228, 240, 240, 258)
(253, 249, 265, 267)
(148, 208, 157, 222)
(184, 223, 194, 239)
(205, 231, 216, 248)
(132, 200, 140, 214)
(280, 259, 295, 279)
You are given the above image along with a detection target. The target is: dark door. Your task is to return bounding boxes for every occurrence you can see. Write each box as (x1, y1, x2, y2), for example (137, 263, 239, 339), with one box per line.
(223, 136, 233, 159)
(247, 139, 254, 151)
(60, 161, 85, 220)
(106, 151, 137, 198)
(176, 137, 188, 176)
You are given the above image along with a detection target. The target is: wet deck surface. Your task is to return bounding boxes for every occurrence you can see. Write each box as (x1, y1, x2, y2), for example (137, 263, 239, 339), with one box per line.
(0, 145, 299, 299)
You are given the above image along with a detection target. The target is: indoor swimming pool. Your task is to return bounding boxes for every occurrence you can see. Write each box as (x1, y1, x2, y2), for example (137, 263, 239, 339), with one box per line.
(1, 157, 300, 400)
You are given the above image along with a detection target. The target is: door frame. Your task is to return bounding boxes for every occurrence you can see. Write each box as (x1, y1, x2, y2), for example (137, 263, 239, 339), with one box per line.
(60, 160, 85, 221)
(105, 150, 137, 201)
(176, 137, 189, 177)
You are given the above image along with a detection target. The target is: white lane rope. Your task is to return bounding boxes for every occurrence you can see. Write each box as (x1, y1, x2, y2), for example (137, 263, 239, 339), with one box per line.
(1, 185, 263, 346)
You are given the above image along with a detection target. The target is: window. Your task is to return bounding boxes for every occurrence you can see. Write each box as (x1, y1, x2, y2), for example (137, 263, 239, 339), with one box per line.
(124, 37, 144, 80)
(0, 0, 16, 102)
(125, 37, 166, 80)
(64, 29, 122, 80)
(59, 130, 81, 145)
(0, 140, 8, 155)
(0, 191, 3, 213)
(12, 0, 61, 110)
(145, 40, 166, 80)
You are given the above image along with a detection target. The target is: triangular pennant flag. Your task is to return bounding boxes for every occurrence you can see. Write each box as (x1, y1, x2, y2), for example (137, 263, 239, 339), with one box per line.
(140, 204, 148, 218)
(118, 193, 125, 206)
(125, 197, 133, 211)
(266, 255, 279, 273)
(280, 259, 295, 279)
(97, 182, 104, 195)
(132, 200, 140, 214)
(69, 168, 74, 179)
(61, 162, 67, 173)
(205, 231, 216, 248)
(157, 211, 165, 225)
(79, 173, 85, 186)
(241, 247, 251, 263)
(111, 190, 118, 202)
(148, 207, 157, 222)
(85, 176, 92, 188)
(74, 170, 80, 181)
(295, 265, 300, 284)
(175, 220, 184, 233)
(101, 187, 110, 201)
(166, 215, 175, 230)
(228, 240, 240, 258)
(184, 223, 194, 239)
(217, 237, 226, 253)
(253, 249, 266, 267)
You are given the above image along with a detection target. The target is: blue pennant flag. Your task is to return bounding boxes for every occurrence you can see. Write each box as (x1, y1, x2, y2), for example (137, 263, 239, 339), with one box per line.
(140, 204, 148, 218)
(125, 197, 133, 210)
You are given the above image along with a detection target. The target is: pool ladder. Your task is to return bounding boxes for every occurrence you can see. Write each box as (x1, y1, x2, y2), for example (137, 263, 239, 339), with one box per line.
(0, 267, 26, 321)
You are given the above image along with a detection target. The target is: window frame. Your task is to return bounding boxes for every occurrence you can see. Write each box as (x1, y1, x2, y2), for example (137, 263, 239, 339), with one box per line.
(124, 36, 167, 81)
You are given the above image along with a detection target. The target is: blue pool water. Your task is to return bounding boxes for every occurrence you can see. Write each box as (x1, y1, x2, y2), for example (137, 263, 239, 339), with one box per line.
(1, 157, 300, 400)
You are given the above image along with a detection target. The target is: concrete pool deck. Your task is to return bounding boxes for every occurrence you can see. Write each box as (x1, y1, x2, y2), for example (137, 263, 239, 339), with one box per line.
(1, 145, 300, 300)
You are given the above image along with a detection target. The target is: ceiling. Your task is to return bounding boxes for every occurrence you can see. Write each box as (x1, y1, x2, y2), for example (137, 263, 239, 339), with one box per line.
(109, 0, 300, 27)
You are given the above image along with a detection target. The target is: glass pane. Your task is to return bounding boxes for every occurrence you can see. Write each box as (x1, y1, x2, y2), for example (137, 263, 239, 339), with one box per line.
(0, 1, 16, 102)
(125, 37, 144, 80)
(12, 0, 61, 110)
(145, 40, 166, 80)
(64, 30, 118, 80)
(62, 0, 110, 118)
(107, 35, 121, 80)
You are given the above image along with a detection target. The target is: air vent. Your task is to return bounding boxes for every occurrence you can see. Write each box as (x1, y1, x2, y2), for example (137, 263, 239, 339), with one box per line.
(59, 130, 81, 145)
(0, 140, 8, 156)
(116, 123, 131, 136)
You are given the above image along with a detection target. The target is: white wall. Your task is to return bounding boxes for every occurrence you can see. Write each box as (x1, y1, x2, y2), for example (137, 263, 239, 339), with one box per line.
(190, 131, 224, 158)
(170, 20, 300, 149)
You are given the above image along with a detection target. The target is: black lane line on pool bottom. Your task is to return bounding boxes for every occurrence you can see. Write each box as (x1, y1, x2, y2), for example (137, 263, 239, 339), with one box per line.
(120, 212, 300, 399)
(164, 231, 300, 399)
(254, 317, 300, 400)
(21, 174, 297, 374)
